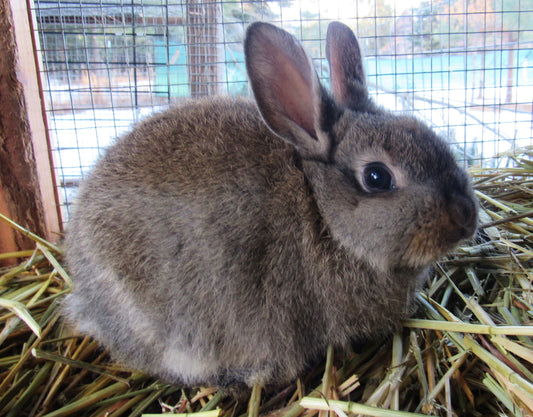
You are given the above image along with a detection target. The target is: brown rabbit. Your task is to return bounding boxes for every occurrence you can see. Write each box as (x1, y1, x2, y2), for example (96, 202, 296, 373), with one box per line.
(63, 21, 477, 394)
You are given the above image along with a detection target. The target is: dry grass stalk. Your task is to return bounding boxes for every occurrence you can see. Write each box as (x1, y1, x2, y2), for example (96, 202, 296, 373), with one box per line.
(0, 147, 532, 416)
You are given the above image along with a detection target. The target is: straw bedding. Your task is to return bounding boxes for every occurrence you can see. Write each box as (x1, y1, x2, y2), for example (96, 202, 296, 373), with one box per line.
(0, 147, 532, 417)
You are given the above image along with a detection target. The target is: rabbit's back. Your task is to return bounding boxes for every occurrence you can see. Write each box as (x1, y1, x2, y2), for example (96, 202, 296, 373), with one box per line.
(89, 97, 290, 190)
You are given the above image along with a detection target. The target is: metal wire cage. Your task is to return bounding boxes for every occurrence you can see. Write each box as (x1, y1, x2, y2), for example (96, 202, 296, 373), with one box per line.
(30, 0, 533, 222)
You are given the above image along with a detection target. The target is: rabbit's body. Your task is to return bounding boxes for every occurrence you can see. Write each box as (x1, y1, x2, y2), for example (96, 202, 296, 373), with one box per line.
(66, 97, 419, 387)
(64, 22, 477, 393)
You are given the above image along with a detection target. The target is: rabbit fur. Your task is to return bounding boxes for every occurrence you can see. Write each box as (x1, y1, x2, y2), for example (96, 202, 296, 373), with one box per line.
(64, 21, 478, 394)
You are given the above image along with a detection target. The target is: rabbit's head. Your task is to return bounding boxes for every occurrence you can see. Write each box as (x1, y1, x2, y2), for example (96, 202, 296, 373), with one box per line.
(245, 21, 477, 274)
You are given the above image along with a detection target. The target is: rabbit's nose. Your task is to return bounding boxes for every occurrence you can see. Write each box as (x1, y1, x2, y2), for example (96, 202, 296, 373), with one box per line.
(449, 194, 478, 239)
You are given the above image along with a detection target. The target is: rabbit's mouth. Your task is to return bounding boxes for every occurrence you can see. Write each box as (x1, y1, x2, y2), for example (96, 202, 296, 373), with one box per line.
(402, 239, 442, 269)
(402, 218, 477, 269)
(448, 194, 479, 240)
(397, 185, 478, 269)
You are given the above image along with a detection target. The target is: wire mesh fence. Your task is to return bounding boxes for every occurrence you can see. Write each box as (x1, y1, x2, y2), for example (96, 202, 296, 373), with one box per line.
(30, 0, 533, 222)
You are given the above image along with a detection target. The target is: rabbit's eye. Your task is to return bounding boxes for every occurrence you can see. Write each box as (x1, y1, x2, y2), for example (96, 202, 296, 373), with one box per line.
(362, 163, 394, 192)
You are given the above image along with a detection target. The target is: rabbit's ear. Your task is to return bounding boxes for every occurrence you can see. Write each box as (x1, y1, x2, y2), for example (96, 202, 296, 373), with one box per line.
(326, 21, 372, 111)
(245, 22, 336, 160)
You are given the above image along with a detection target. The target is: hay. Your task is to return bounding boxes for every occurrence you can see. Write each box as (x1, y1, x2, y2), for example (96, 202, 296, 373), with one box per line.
(0, 147, 532, 417)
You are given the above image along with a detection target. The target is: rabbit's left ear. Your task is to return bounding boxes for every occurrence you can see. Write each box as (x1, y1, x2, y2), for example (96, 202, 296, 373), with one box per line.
(326, 21, 373, 112)
(245, 22, 338, 161)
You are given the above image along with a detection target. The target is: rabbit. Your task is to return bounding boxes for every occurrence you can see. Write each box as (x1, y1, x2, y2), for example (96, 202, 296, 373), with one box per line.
(63, 21, 477, 395)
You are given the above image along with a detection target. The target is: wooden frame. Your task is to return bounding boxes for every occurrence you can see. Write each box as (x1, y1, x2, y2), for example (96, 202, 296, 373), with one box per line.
(0, 0, 61, 258)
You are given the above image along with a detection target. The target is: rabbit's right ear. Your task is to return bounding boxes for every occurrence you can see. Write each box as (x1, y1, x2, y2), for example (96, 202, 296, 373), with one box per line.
(326, 21, 373, 112)
(245, 22, 338, 160)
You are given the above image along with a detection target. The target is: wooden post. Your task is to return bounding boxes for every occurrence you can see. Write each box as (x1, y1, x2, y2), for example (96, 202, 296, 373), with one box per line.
(0, 0, 61, 259)
(186, 0, 220, 97)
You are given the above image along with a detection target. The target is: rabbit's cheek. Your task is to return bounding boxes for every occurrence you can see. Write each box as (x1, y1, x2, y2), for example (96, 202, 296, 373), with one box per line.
(333, 202, 407, 273)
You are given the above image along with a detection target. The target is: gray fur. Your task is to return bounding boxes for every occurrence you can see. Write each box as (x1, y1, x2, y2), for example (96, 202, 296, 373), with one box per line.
(64, 22, 477, 394)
